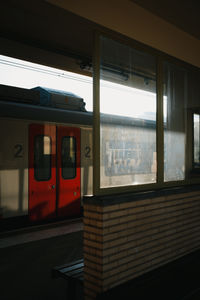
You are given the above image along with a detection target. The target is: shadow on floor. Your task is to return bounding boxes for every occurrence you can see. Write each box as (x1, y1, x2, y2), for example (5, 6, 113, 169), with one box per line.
(96, 250, 200, 300)
(0, 231, 83, 300)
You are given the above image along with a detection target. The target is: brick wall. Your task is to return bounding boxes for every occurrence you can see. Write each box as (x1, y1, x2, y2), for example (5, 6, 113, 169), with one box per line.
(83, 187, 200, 299)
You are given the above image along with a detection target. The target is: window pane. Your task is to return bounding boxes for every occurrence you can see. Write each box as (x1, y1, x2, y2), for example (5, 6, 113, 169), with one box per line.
(100, 36, 157, 188)
(62, 137, 76, 179)
(0, 54, 93, 112)
(163, 63, 187, 181)
(193, 114, 200, 167)
(34, 136, 51, 181)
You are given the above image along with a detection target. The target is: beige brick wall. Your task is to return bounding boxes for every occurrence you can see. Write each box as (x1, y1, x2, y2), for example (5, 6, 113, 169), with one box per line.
(83, 188, 200, 299)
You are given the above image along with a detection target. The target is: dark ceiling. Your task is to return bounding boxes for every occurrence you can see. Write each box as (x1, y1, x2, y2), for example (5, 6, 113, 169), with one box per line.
(131, 0, 200, 40)
(1, 0, 200, 70)
(0, 0, 96, 61)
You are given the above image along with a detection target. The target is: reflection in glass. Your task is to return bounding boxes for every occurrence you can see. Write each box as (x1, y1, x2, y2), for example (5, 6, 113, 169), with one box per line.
(194, 114, 200, 167)
(163, 63, 187, 181)
(100, 36, 157, 188)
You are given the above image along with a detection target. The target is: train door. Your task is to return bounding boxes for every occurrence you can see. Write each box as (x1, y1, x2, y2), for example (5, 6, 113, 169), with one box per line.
(57, 126, 81, 217)
(29, 124, 81, 221)
(29, 124, 57, 221)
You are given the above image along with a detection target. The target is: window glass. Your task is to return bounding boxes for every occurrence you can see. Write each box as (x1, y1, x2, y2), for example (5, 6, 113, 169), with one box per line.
(0, 54, 93, 112)
(100, 36, 157, 188)
(163, 63, 187, 181)
(34, 135, 51, 181)
(193, 114, 200, 167)
(62, 137, 76, 179)
(187, 69, 200, 173)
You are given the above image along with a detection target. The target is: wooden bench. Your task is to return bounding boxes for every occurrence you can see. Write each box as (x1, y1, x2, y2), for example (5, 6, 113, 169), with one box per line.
(52, 258, 84, 300)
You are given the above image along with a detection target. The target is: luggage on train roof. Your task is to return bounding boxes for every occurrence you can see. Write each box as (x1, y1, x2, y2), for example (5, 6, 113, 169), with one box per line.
(32, 86, 86, 111)
(0, 84, 86, 112)
(0, 84, 40, 104)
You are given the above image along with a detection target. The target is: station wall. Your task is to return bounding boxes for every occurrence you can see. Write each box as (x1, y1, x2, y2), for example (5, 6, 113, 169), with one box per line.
(84, 187, 200, 298)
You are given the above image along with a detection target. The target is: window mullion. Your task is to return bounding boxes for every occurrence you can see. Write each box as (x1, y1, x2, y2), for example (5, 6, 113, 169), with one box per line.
(156, 57, 164, 184)
(93, 32, 101, 195)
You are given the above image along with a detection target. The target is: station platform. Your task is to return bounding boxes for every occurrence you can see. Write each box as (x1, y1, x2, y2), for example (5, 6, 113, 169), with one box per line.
(0, 217, 83, 248)
(0, 218, 83, 300)
(0, 218, 200, 300)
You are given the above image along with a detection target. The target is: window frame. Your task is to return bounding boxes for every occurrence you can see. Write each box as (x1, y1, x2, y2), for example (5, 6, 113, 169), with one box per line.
(93, 32, 162, 195)
(1, 23, 200, 195)
(93, 31, 200, 196)
(192, 112, 200, 172)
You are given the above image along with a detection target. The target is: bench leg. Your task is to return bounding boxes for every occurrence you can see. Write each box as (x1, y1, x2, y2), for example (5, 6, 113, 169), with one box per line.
(66, 279, 83, 300)
(66, 279, 77, 300)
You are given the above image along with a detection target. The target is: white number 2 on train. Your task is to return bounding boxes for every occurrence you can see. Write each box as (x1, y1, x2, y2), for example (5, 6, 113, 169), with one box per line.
(85, 146, 91, 158)
(14, 144, 23, 158)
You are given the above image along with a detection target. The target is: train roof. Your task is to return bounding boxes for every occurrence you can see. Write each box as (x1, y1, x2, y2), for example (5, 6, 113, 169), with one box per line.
(0, 84, 86, 111)
(0, 84, 156, 128)
(0, 84, 91, 125)
(32, 86, 86, 111)
(0, 99, 92, 125)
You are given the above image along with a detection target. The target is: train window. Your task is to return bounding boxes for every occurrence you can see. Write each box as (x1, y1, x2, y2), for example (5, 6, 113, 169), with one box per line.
(34, 135, 51, 181)
(193, 114, 200, 168)
(62, 137, 76, 179)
